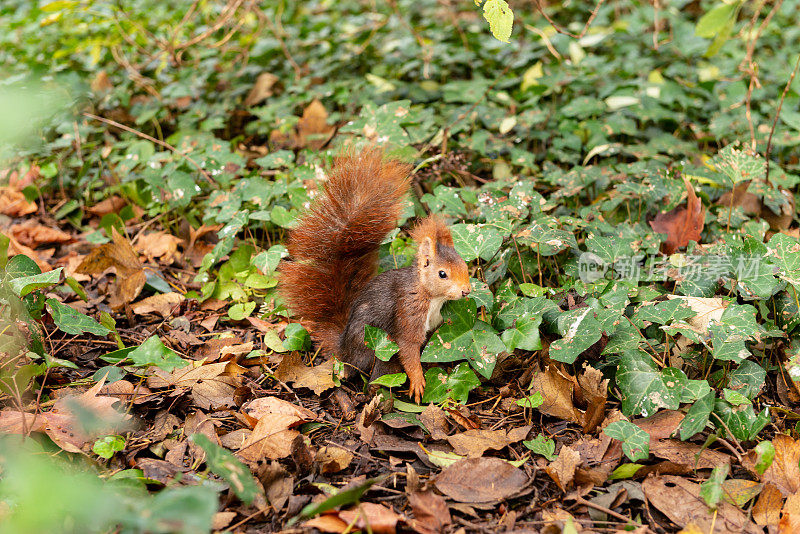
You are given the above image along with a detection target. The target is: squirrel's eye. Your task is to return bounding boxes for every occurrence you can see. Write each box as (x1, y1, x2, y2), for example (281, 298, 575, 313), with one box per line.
(438, 270, 447, 279)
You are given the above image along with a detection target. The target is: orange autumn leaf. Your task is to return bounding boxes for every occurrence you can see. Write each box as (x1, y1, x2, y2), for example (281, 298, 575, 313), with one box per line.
(649, 174, 705, 254)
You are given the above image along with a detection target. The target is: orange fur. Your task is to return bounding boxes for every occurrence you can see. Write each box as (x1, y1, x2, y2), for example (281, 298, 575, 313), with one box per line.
(279, 148, 411, 355)
(410, 215, 453, 247)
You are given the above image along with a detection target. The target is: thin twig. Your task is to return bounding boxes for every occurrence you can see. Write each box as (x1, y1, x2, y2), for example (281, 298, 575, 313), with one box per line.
(765, 54, 800, 184)
(533, 0, 605, 39)
(83, 112, 214, 184)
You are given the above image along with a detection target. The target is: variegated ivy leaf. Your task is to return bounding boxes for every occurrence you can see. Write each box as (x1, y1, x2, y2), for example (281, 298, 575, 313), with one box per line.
(364, 325, 399, 362)
(451, 223, 503, 263)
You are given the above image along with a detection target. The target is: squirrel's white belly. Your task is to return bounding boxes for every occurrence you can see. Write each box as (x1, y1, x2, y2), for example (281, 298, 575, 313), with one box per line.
(425, 297, 447, 332)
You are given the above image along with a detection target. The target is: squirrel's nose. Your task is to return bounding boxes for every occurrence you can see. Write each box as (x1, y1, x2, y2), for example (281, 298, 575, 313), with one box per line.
(462, 288, 471, 297)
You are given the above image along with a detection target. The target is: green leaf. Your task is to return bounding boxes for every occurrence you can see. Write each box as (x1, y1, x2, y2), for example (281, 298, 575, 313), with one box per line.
(46, 299, 110, 336)
(283, 323, 310, 351)
(550, 308, 603, 364)
(709, 144, 765, 186)
(501, 315, 543, 352)
(451, 224, 503, 263)
(768, 233, 800, 290)
(9, 268, 62, 297)
(92, 435, 125, 459)
(422, 299, 504, 378)
(632, 299, 696, 327)
(523, 434, 557, 461)
(364, 325, 399, 362)
(421, 363, 480, 404)
(700, 464, 729, 510)
(290, 475, 387, 525)
(228, 301, 256, 320)
(263, 330, 287, 353)
(713, 399, 770, 441)
(482, 0, 514, 43)
(189, 434, 262, 505)
(609, 463, 644, 480)
(695, 2, 737, 38)
(128, 336, 188, 372)
(616, 350, 681, 417)
(603, 420, 650, 462)
(370, 373, 407, 388)
(516, 392, 544, 409)
(754, 441, 775, 475)
(5, 254, 40, 279)
(252, 245, 288, 274)
(722, 388, 750, 406)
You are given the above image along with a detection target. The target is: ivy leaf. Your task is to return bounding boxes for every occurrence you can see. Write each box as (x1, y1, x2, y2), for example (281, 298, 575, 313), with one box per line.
(92, 435, 125, 459)
(710, 304, 766, 362)
(451, 224, 503, 262)
(753, 441, 775, 475)
(422, 299, 504, 378)
(516, 392, 543, 409)
(364, 325, 399, 362)
(550, 308, 603, 364)
(128, 335, 188, 372)
(283, 323, 311, 352)
(768, 233, 800, 291)
(9, 267, 63, 297)
(727, 360, 766, 400)
(713, 399, 770, 441)
(603, 420, 650, 462)
(482, 0, 514, 43)
(501, 315, 543, 352)
(371, 373, 407, 388)
(616, 350, 681, 417)
(632, 299, 696, 327)
(700, 464, 729, 510)
(421, 363, 480, 404)
(680, 389, 715, 440)
(46, 299, 110, 336)
(252, 244, 288, 275)
(190, 433, 262, 505)
(709, 144, 766, 186)
(523, 434, 557, 461)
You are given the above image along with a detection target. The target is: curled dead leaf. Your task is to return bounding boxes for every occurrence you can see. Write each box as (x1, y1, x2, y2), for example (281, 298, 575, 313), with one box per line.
(76, 228, 146, 308)
(649, 174, 705, 254)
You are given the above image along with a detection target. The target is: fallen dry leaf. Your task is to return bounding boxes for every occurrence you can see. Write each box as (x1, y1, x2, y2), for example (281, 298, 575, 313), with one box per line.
(86, 195, 127, 217)
(9, 220, 71, 248)
(0, 188, 37, 217)
(446, 425, 530, 458)
(0, 410, 44, 434)
(529, 365, 581, 424)
(420, 404, 449, 441)
(721, 479, 761, 508)
(435, 457, 529, 503)
(147, 361, 241, 410)
(649, 174, 705, 254)
(294, 99, 336, 150)
(666, 295, 729, 335)
(338, 502, 402, 534)
(244, 72, 279, 106)
(274, 351, 335, 395)
(41, 379, 131, 453)
(643, 475, 760, 534)
(236, 397, 317, 463)
(779, 513, 800, 534)
(755, 434, 800, 496)
(408, 490, 451, 534)
(753, 483, 782, 527)
(546, 445, 581, 492)
(76, 228, 146, 308)
(650, 439, 730, 470)
(315, 445, 354, 474)
(132, 292, 185, 318)
(134, 231, 184, 264)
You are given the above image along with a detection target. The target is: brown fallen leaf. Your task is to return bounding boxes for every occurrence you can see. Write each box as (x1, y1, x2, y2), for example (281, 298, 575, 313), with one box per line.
(408, 490, 451, 534)
(0, 166, 39, 217)
(259, 461, 294, 512)
(338, 502, 402, 534)
(649, 439, 731, 470)
(446, 425, 530, 458)
(0, 410, 44, 434)
(721, 479, 761, 508)
(294, 99, 336, 150)
(236, 397, 317, 463)
(244, 72, 279, 106)
(274, 351, 335, 395)
(420, 404, 449, 441)
(147, 361, 241, 410)
(745, 434, 800, 496)
(753, 483, 783, 527)
(86, 195, 127, 217)
(528, 365, 581, 424)
(642, 475, 760, 534)
(546, 445, 581, 492)
(41, 379, 131, 453)
(10, 220, 72, 248)
(5, 233, 53, 272)
(779, 513, 800, 533)
(315, 446, 354, 474)
(134, 231, 184, 264)
(435, 457, 529, 503)
(76, 228, 146, 308)
(132, 292, 185, 318)
(211, 512, 237, 531)
(649, 174, 705, 254)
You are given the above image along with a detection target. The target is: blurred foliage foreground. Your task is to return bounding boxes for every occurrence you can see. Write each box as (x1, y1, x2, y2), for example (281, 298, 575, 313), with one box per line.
(1, 0, 800, 532)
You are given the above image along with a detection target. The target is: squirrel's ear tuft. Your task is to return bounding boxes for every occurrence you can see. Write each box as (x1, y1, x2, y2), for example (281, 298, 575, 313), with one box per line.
(410, 215, 453, 247)
(418, 236, 434, 266)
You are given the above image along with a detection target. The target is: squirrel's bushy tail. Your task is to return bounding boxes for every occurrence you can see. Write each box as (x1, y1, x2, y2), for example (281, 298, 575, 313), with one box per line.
(279, 148, 411, 355)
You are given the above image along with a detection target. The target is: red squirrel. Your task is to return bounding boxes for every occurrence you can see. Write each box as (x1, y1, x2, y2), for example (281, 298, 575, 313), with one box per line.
(279, 148, 471, 402)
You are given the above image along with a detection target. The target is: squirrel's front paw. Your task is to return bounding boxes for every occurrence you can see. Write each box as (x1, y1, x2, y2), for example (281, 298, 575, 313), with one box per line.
(408, 377, 425, 404)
